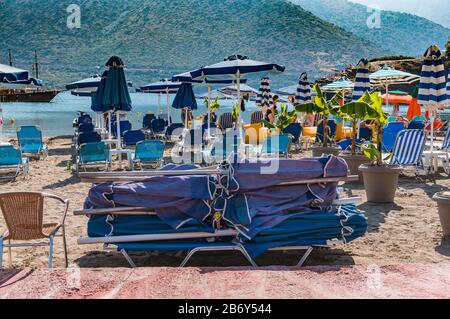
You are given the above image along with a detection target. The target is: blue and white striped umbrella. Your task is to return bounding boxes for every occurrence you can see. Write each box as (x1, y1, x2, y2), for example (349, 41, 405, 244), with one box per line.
(321, 77, 354, 91)
(418, 45, 447, 108)
(295, 72, 311, 104)
(351, 58, 371, 101)
(256, 77, 272, 108)
(446, 74, 450, 106)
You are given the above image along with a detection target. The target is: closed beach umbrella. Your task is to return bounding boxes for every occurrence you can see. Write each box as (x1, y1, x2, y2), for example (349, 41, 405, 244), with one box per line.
(90, 71, 108, 131)
(418, 45, 447, 153)
(256, 77, 273, 109)
(351, 58, 371, 101)
(445, 72, 450, 106)
(172, 82, 197, 128)
(295, 72, 312, 104)
(102, 56, 132, 150)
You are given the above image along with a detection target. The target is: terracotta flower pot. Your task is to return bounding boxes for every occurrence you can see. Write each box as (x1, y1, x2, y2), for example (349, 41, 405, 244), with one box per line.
(433, 192, 450, 236)
(311, 145, 341, 157)
(359, 164, 403, 203)
(339, 153, 371, 183)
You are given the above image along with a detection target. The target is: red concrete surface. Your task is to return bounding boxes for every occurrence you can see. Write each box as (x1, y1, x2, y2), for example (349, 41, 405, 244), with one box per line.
(0, 263, 449, 299)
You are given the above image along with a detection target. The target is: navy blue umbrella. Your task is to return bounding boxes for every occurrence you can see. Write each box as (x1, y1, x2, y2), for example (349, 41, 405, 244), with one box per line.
(172, 82, 197, 128)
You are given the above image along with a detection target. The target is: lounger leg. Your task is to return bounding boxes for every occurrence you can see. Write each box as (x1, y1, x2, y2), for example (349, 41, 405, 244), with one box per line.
(297, 247, 313, 267)
(0, 237, 3, 270)
(237, 246, 258, 267)
(180, 247, 201, 267)
(7, 240, 12, 268)
(48, 236, 54, 268)
(62, 225, 68, 268)
(120, 249, 136, 268)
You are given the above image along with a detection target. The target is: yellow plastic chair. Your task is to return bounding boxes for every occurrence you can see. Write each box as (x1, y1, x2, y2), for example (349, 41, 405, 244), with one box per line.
(243, 123, 269, 145)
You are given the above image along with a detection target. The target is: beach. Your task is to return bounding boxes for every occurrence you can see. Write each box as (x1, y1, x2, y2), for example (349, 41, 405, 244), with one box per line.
(0, 136, 448, 269)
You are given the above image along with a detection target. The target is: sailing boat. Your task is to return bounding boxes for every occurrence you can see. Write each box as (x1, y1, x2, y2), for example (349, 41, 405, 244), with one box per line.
(0, 50, 59, 102)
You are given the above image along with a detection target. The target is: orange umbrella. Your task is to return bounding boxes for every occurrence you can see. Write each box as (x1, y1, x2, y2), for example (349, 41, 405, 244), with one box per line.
(406, 88, 422, 120)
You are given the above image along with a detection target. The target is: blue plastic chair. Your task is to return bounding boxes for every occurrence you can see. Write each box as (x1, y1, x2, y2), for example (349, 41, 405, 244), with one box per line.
(77, 114, 92, 126)
(261, 134, 292, 158)
(76, 142, 110, 172)
(17, 126, 48, 158)
(283, 123, 302, 148)
(0, 145, 29, 180)
(77, 131, 101, 146)
(133, 140, 165, 169)
(78, 123, 95, 134)
(382, 122, 405, 152)
(358, 127, 373, 141)
(204, 132, 241, 163)
(165, 123, 185, 142)
(112, 120, 132, 139)
(123, 130, 145, 147)
(315, 120, 337, 144)
(158, 114, 171, 126)
(151, 118, 166, 137)
(390, 129, 426, 176)
(442, 127, 450, 151)
(143, 114, 156, 130)
(407, 121, 425, 130)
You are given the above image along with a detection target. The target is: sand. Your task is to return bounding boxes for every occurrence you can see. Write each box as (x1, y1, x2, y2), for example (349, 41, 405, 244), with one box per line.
(0, 136, 449, 269)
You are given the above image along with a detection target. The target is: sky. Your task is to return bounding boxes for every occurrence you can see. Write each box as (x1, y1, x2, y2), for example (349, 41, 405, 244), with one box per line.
(349, 0, 450, 27)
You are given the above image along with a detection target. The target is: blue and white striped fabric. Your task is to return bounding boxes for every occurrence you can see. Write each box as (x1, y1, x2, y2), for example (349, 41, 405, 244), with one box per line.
(442, 127, 450, 150)
(321, 77, 354, 91)
(351, 58, 370, 101)
(418, 45, 447, 108)
(295, 72, 311, 104)
(390, 129, 426, 166)
(370, 65, 419, 86)
(256, 77, 272, 108)
(445, 75, 450, 106)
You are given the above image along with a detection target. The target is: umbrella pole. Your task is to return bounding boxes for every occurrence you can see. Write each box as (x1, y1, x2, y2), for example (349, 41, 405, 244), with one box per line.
(207, 83, 212, 138)
(158, 93, 161, 115)
(236, 71, 242, 140)
(116, 111, 122, 151)
(385, 82, 390, 114)
(108, 111, 112, 140)
(430, 109, 435, 154)
(166, 89, 171, 124)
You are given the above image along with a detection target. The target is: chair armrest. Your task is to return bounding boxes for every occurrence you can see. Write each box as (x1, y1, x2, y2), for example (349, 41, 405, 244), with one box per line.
(42, 193, 70, 226)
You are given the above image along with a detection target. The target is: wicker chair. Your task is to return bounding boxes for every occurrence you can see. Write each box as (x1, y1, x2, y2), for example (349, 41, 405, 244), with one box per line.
(0, 192, 69, 269)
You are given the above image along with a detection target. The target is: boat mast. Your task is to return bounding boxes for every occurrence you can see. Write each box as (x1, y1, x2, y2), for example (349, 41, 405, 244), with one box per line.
(8, 49, 13, 66)
(34, 50, 39, 79)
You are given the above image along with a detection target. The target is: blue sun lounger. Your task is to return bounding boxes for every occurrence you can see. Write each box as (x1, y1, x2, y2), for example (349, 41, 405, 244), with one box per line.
(0, 145, 29, 180)
(389, 129, 426, 176)
(17, 126, 48, 159)
(75, 157, 366, 267)
(132, 140, 165, 170)
(76, 141, 110, 173)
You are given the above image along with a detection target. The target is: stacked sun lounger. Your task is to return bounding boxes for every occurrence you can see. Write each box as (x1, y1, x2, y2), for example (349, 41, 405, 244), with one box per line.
(76, 156, 367, 267)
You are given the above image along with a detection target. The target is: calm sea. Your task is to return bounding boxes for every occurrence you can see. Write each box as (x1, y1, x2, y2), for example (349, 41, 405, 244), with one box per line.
(0, 92, 259, 139)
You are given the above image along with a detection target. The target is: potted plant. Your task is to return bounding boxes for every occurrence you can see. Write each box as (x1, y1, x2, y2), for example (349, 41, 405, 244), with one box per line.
(337, 92, 380, 182)
(358, 92, 403, 203)
(295, 85, 342, 157)
(262, 103, 296, 134)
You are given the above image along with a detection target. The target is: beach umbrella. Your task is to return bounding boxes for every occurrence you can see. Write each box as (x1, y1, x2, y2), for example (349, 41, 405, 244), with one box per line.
(370, 65, 420, 110)
(101, 56, 132, 151)
(255, 77, 272, 109)
(418, 45, 447, 154)
(322, 77, 354, 106)
(219, 83, 258, 97)
(138, 80, 181, 122)
(445, 73, 450, 106)
(190, 55, 284, 137)
(295, 72, 312, 104)
(172, 82, 197, 128)
(351, 58, 371, 101)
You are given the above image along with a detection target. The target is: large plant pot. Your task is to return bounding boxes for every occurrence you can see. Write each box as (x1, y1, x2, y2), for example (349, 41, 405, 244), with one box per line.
(339, 153, 371, 183)
(311, 145, 341, 157)
(433, 192, 450, 236)
(359, 164, 403, 203)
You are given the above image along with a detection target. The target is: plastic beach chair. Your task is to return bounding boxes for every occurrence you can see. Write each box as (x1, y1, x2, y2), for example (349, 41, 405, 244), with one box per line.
(250, 111, 263, 124)
(315, 120, 337, 144)
(78, 123, 95, 134)
(437, 127, 450, 175)
(123, 130, 145, 147)
(151, 119, 166, 139)
(382, 122, 405, 152)
(390, 129, 426, 176)
(407, 121, 425, 130)
(165, 123, 185, 142)
(17, 126, 48, 158)
(203, 132, 241, 164)
(218, 112, 234, 131)
(260, 134, 292, 158)
(283, 123, 302, 149)
(0, 145, 29, 181)
(0, 192, 69, 269)
(112, 120, 132, 139)
(76, 141, 110, 173)
(143, 114, 156, 130)
(132, 140, 165, 170)
(77, 131, 101, 147)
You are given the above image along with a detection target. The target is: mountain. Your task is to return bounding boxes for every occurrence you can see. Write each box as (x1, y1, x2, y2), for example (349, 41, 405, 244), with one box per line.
(0, 0, 388, 89)
(349, 0, 450, 28)
(291, 0, 449, 56)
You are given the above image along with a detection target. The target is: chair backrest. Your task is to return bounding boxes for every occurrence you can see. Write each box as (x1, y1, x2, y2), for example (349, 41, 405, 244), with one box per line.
(77, 114, 92, 126)
(112, 120, 132, 138)
(358, 126, 373, 141)
(382, 122, 405, 152)
(407, 121, 425, 130)
(77, 131, 101, 145)
(123, 130, 145, 147)
(282, 123, 302, 143)
(158, 113, 171, 126)
(143, 114, 156, 129)
(0, 192, 45, 240)
(218, 112, 233, 130)
(390, 129, 426, 166)
(211, 132, 241, 159)
(165, 123, 185, 138)
(151, 118, 166, 134)
(79, 142, 108, 163)
(17, 126, 43, 152)
(315, 120, 337, 143)
(0, 145, 22, 165)
(250, 111, 263, 124)
(78, 123, 95, 134)
(261, 134, 291, 156)
(135, 140, 164, 161)
(182, 129, 205, 148)
(442, 127, 450, 150)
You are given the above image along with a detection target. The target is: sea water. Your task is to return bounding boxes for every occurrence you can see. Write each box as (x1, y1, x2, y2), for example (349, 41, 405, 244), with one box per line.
(0, 91, 259, 139)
